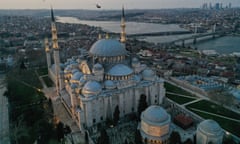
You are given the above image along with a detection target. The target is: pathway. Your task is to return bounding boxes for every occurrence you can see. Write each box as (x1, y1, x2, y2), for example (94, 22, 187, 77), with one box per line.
(190, 108, 240, 123)
(182, 98, 203, 106)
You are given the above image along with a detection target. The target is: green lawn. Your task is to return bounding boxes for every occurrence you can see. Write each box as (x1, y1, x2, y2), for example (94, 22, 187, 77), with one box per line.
(42, 76, 54, 87)
(9, 69, 43, 89)
(164, 82, 196, 97)
(166, 93, 196, 105)
(189, 109, 240, 137)
(186, 100, 240, 120)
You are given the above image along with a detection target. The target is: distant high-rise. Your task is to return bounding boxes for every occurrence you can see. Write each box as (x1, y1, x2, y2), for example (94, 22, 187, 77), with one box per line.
(229, 3, 232, 8)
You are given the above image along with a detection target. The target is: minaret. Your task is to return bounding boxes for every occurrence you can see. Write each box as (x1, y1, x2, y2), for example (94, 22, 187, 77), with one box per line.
(45, 37, 51, 69)
(120, 6, 126, 44)
(51, 7, 61, 95)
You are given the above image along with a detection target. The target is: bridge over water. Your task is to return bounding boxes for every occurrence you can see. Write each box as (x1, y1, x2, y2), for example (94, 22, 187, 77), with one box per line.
(127, 31, 192, 37)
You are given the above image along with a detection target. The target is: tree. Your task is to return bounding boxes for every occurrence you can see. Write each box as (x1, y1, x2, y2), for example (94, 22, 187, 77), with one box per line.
(85, 131, 89, 144)
(223, 135, 236, 144)
(10, 117, 29, 144)
(125, 139, 128, 144)
(183, 138, 193, 144)
(113, 105, 120, 125)
(137, 94, 148, 120)
(135, 130, 142, 144)
(170, 131, 181, 144)
(56, 121, 64, 142)
(98, 129, 109, 144)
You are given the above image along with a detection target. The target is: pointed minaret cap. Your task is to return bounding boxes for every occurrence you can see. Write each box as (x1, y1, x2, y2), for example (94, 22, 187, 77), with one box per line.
(120, 5, 126, 43)
(122, 5, 125, 18)
(51, 6, 55, 22)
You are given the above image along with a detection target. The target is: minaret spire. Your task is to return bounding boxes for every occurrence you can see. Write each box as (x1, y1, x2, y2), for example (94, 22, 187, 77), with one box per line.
(120, 5, 126, 44)
(50, 7, 61, 95)
(45, 37, 51, 69)
(51, 6, 55, 22)
(51, 7, 59, 50)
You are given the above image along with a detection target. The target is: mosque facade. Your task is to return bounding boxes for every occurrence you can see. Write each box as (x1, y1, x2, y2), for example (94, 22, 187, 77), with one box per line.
(45, 8, 166, 130)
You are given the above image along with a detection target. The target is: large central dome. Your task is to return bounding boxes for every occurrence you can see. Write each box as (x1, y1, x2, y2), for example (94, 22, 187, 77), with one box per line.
(89, 39, 127, 57)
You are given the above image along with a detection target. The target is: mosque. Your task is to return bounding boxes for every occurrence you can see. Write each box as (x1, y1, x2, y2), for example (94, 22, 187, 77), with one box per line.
(45, 7, 165, 131)
(45, 7, 225, 144)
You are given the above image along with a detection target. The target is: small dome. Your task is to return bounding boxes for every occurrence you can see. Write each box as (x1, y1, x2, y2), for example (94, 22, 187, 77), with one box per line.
(93, 63, 103, 70)
(132, 57, 139, 63)
(71, 72, 83, 80)
(198, 120, 223, 135)
(90, 39, 127, 57)
(93, 63, 103, 73)
(71, 83, 78, 89)
(142, 69, 155, 80)
(82, 81, 102, 97)
(108, 64, 133, 76)
(141, 105, 170, 124)
(64, 65, 71, 73)
(104, 80, 116, 89)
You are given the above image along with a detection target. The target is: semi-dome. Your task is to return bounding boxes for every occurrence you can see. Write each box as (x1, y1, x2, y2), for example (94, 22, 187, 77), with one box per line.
(198, 119, 223, 135)
(89, 39, 127, 57)
(104, 80, 116, 89)
(141, 105, 170, 125)
(108, 64, 133, 76)
(82, 81, 102, 97)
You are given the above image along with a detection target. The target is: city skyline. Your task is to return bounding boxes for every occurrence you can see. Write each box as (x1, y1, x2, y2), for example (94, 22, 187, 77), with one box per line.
(1, 0, 240, 10)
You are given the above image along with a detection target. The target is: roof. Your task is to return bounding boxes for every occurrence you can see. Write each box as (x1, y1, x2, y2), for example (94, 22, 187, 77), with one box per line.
(197, 119, 223, 136)
(174, 114, 193, 129)
(71, 72, 83, 80)
(104, 80, 116, 89)
(141, 105, 170, 125)
(89, 39, 127, 57)
(82, 81, 102, 97)
(108, 64, 133, 76)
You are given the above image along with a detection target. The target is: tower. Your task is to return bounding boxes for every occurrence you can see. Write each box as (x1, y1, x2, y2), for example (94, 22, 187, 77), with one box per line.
(51, 7, 61, 95)
(45, 37, 51, 70)
(120, 6, 126, 44)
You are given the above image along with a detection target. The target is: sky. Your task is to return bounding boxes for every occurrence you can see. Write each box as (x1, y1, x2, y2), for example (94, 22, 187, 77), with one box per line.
(1, 0, 240, 9)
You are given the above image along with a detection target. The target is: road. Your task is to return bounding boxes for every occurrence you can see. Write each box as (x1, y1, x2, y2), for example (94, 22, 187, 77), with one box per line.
(0, 74, 10, 144)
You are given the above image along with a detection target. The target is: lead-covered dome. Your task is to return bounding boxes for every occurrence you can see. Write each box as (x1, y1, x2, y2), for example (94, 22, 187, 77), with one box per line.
(104, 80, 116, 89)
(197, 119, 223, 135)
(141, 105, 170, 125)
(89, 39, 127, 57)
(142, 69, 155, 81)
(82, 81, 102, 97)
(108, 64, 133, 76)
